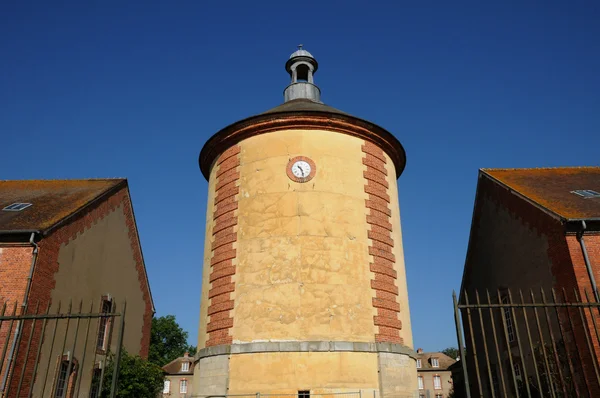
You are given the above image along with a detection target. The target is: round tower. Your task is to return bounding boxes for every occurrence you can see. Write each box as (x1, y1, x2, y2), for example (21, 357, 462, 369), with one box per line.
(195, 47, 416, 397)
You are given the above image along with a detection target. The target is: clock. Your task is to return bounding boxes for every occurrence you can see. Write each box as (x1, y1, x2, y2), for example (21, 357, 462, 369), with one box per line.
(286, 156, 316, 183)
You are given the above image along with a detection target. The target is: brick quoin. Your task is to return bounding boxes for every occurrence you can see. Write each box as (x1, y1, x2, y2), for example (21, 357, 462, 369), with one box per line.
(3, 187, 153, 397)
(466, 176, 600, 395)
(362, 141, 402, 344)
(206, 145, 241, 347)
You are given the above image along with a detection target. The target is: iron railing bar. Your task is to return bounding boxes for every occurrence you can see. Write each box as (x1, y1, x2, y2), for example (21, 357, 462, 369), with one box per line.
(571, 288, 600, 395)
(475, 291, 495, 398)
(519, 290, 543, 395)
(74, 300, 94, 396)
(62, 300, 82, 398)
(551, 288, 580, 397)
(541, 288, 568, 397)
(584, 289, 600, 353)
(40, 301, 62, 397)
(0, 302, 18, 379)
(28, 302, 51, 398)
(458, 302, 600, 309)
(486, 290, 507, 397)
(562, 288, 592, 397)
(508, 290, 531, 397)
(97, 299, 116, 397)
(0, 312, 123, 321)
(453, 291, 471, 398)
(497, 289, 520, 398)
(109, 301, 126, 397)
(54, 300, 73, 398)
(14, 301, 40, 397)
(464, 291, 483, 395)
(530, 289, 557, 398)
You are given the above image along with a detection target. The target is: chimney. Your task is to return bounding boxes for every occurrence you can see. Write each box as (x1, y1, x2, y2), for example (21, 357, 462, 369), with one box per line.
(417, 348, 423, 354)
(184, 352, 189, 358)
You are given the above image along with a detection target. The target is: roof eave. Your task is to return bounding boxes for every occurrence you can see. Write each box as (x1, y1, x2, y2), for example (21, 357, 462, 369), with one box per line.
(199, 110, 406, 180)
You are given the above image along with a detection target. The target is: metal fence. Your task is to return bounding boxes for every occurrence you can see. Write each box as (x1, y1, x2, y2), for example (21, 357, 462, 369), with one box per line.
(0, 299, 125, 398)
(454, 288, 600, 398)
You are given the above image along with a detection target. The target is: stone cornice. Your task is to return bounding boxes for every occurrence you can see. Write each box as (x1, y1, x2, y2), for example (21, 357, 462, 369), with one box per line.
(195, 341, 417, 361)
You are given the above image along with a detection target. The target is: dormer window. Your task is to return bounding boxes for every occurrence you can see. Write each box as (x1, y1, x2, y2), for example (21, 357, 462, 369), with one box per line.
(3, 203, 32, 211)
(431, 358, 439, 368)
(571, 189, 600, 198)
(181, 361, 190, 372)
(416, 359, 422, 368)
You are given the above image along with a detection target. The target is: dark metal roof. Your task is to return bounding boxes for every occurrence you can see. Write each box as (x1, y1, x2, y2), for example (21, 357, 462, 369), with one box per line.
(0, 179, 126, 235)
(199, 99, 406, 180)
(262, 99, 349, 115)
(482, 167, 600, 221)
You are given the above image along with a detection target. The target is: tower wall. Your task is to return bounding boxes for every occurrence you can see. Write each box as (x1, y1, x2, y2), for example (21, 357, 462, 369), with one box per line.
(196, 128, 416, 396)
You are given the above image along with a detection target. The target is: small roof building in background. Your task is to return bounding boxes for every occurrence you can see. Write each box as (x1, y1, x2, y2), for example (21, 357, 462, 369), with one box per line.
(0, 179, 154, 397)
(459, 167, 600, 396)
(415, 348, 457, 397)
(161, 352, 194, 397)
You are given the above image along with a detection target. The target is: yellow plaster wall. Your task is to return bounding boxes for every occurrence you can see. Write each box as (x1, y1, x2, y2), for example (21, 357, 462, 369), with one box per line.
(197, 165, 218, 349)
(233, 129, 375, 342)
(384, 154, 413, 348)
(228, 352, 379, 393)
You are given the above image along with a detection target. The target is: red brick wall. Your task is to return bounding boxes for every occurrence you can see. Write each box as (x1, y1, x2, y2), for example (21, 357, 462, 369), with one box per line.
(0, 246, 33, 391)
(206, 145, 240, 347)
(462, 174, 600, 395)
(362, 141, 403, 344)
(4, 186, 153, 397)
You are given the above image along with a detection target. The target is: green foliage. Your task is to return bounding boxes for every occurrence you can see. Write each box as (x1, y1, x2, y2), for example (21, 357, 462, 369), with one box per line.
(442, 346, 460, 360)
(101, 350, 164, 398)
(149, 315, 196, 367)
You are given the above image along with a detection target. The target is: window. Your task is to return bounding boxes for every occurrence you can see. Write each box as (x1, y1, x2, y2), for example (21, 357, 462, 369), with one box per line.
(163, 380, 171, 393)
(2, 203, 32, 211)
(54, 361, 70, 398)
(434, 375, 442, 389)
(514, 362, 522, 379)
(431, 357, 440, 368)
(416, 359, 422, 368)
(418, 376, 424, 389)
(90, 366, 102, 398)
(502, 295, 515, 342)
(180, 379, 187, 393)
(97, 297, 112, 351)
(181, 361, 190, 372)
(419, 395, 425, 398)
(571, 190, 600, 198)
(298, 390, 310, 398)
(436, 395, 443, 398)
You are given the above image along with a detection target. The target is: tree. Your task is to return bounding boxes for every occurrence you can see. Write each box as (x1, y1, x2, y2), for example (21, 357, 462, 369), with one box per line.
(149, 315, 196, 367)
(442, 347, 460, 360)
(101, 350, 164, 398)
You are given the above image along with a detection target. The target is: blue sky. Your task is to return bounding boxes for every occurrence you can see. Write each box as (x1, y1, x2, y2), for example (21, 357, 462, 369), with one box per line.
(1, 1, 599, 351)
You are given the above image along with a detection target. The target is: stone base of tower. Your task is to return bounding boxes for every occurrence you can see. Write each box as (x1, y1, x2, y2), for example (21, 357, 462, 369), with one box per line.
(192, 342, 417, 397)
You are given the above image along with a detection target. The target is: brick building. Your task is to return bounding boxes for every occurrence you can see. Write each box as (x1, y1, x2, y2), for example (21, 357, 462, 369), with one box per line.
(0, 179, 154, 397)
(415, 348, 456, 397)
(161, 352, 194, 397)
(459, 167, 600, 396)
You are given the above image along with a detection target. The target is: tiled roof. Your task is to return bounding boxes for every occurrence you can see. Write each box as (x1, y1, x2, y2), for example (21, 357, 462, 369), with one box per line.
(416, 352, 456, 371)
(0, 179, 126, 234)
(162, 355, 194, 375)
(482, 167, 600, 220)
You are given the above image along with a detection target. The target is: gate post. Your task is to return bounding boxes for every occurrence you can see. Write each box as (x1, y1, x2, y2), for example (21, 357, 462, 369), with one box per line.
(453, 291, 471, 398)
(109, 301, 126, 398)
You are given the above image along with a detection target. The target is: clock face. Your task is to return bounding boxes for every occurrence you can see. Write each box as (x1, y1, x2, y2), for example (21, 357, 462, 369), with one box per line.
(291, 161, 311, 178)
(286, 156, 316, 183)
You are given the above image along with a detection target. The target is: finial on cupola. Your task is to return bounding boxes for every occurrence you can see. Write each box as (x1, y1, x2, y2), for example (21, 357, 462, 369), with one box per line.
(284, 45, 321, 103)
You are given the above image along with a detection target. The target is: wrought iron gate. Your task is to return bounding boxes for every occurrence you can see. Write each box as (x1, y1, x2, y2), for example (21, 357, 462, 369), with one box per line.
(0, 299, 126, 398)
(453, 288, 600, 398)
